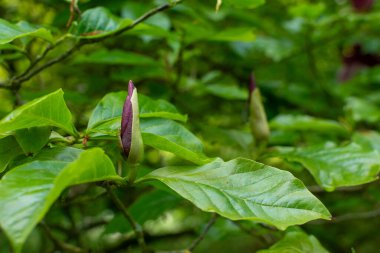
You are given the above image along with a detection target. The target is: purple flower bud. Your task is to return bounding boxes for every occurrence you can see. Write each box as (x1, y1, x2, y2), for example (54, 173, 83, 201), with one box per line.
(120, 80, 143, 165)
(121, 81, 134, 158)
(248, 73, 256, 104)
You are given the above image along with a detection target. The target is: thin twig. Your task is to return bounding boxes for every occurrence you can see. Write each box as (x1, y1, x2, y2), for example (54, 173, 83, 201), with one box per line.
(106, 185, 149, 253)
(3, 0, 183, 92)
(40, 222, 86, 253)
(333, 207, 380, 222)
(188, 213, 218, 251)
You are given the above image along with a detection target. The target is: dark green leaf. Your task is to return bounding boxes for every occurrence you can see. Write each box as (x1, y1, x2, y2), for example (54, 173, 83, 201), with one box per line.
(14, 127, 51, 154)
(76, 7, 132, 38)
(0, 136, 23, 173)
(73, 49, 157, 66)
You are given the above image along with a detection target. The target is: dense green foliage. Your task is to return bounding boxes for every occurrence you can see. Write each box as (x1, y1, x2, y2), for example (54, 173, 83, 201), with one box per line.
(0, 0, 380, 252)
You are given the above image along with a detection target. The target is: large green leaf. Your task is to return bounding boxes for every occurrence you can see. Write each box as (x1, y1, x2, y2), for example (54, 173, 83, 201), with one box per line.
(0, 89, 76, 136)
(270, 115, 347, 135)
(87, 91, 186, 130)
(138, 158, 330, 230)
(0, 136, 23, 173)
(88, 118, 208, 165)
(0, 19, 53, 44)
(257, 229, 329, 253)
(276, 143, 380, 191)
(0, 147, 121, 253)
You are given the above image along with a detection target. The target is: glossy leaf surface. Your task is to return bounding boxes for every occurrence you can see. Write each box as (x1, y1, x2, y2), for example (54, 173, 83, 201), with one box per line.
(0, 89, 76, 136)
(139, 158, 331, 230)
(0, 147, 120, 253)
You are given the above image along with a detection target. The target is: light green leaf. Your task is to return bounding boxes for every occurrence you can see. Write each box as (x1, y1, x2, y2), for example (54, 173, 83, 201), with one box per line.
(14, 127, 51, 154)
(0, 19, 53, 44)
(210, 27, 255, 42)
(270, 115, 347, 135)
(220, 0, 265, 9)
(76, 7, 132, 39)
(73, 49, 157, 66)
(139, 95, 187, 122)
(140, 118, 209, 165)
(258, 229, 329, 253)
(0, 136, 23, 173)
(276, 143, 380, 191)
(204, 83, 248, 100)
(87, 91, 186, 130)
(138, 158, 331, 230)
(0, 147, 121, 253)
(0, 89, 76, 136)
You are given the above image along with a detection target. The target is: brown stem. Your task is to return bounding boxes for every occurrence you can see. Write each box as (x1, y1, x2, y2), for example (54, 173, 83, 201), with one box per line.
(106, 185, 149, 253)
(188, 213, 218, 251)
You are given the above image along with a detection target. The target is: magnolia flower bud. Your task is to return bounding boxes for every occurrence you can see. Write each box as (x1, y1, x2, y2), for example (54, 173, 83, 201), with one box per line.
(121, 81, 144, 166)
(248, 73, 270, 144)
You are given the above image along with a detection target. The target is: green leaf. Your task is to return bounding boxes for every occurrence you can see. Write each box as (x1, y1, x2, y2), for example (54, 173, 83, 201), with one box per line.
(14, 127, 51, 154)
(0, 19, 53, 44)
(0, 136, 23, 173)
(73, 49, 157, 66)
(0, 89, 76, 136)
(270, 115, 347, 135)
(0, 147, 121, 253)
(87, 91, 186, 130)
(140, 118, 209, 165)
(219, 0, 265, 9)
(76, 7, 132, 39)
(138, 158, 331, 230)
(257, 229, 329, 253)
(276, 143, 380, 191)
(204, 83, 248, 100)
(139, 95, 187, 122)
(210, 27, 255, 42)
